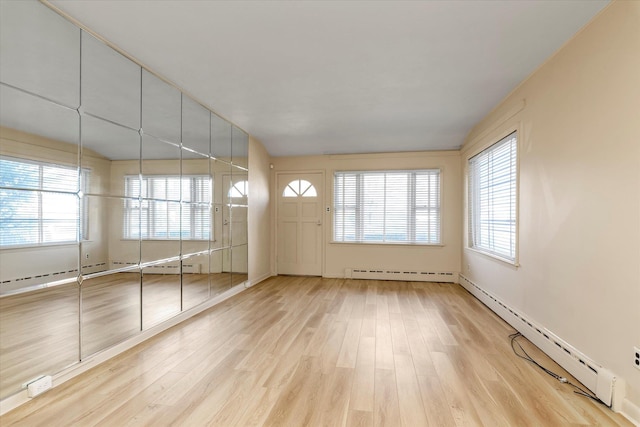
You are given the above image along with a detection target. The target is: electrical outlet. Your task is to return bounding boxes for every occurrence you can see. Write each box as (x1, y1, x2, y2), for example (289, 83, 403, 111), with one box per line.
(634, 346, 640, 371)
(26, 375, 52, 397)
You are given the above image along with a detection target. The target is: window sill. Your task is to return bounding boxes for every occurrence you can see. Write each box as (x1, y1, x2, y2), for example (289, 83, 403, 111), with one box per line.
(0, 242, 80, 251)
(330, 241, 444, 247)
(120, 238, 211, 242)
(466, 247, 520, 268)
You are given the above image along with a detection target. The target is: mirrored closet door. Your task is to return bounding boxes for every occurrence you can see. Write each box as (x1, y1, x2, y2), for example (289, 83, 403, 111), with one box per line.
(0, 0, 249, 400)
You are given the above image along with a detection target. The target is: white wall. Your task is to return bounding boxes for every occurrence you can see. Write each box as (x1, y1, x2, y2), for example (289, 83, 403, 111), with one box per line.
(271, 150, 462, 279)
(461, 1, 640, 411)
(248, 136, 272, 284)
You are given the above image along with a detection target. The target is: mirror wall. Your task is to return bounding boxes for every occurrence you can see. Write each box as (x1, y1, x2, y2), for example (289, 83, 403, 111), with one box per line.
(0, 1, 249, 400)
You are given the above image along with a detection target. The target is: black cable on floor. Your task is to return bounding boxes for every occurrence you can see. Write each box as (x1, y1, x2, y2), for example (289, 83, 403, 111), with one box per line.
(508, 332, 607, 406)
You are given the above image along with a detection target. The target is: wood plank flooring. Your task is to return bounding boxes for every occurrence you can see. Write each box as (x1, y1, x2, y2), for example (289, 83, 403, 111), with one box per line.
(0, 276, 632, 426)
(0, 272, 245, 399)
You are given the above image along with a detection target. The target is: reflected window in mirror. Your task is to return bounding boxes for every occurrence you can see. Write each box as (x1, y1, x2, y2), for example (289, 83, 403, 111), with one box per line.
(0, 156, 89, 247)
(228, 180, 248, 200)
(123, 175, 211, 240)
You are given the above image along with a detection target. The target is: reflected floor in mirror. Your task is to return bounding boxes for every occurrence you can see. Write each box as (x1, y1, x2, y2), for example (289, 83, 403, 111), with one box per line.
(0, 272, 244, 400)
(0, 276, 632, 426)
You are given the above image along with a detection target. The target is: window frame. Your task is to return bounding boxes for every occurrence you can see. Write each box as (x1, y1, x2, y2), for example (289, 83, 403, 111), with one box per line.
(0, 155, 89, 249)
(332, 168, 442, 246)
(467, 130, 519, 265)
(122, 174, 211, 241)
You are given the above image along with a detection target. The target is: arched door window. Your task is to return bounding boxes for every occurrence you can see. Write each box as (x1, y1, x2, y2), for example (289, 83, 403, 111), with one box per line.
(283, 179, 317, 197)
(228, 180, 248, 198)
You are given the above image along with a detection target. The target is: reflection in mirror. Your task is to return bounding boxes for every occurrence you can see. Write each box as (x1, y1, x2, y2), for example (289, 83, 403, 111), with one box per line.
(182, 149, 211, 309)
(142, 134, 180, 176)
(210, 248, 232, 297)
(81, 272, 141, 358)
(1, 84, 79, 151)
(211, 112, 231, 161)
(1, 88, 80, 295)
(142, 70, 181, 144)
(81, 31, 140, 129)
(0, 0, 250, 403)
(82, 115, 140, 197)
(0, 284, 79, 399)
(80, 195, 112, 276)
(106, 197, 141, 271)
(0, 0, 79, 108)
(142, 262, 181, 329)
(182, 253, 210, 310)
(140, 200, 181, 264)
(182, 96, 210, 156)
(211, 158, 228, 251)
(229, 169, 248, 249)
(231, 244, 249, 287)
(232, 125, 249, 169)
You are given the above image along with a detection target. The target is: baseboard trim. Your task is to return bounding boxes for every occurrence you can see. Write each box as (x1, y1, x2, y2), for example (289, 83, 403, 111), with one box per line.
(621, 398, 640, 426)
(0, 282, 249, 416)
(247, 272, 272, 288)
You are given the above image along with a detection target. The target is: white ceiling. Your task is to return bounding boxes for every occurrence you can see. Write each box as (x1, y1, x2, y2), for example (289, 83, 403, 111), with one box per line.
(48, 0, 608, 157)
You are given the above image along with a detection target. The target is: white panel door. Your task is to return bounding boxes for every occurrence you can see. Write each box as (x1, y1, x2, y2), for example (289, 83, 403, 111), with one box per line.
(277, 173, 323, 276)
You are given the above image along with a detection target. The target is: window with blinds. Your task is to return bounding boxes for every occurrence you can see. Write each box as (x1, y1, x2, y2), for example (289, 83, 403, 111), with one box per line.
(0, 156, 87, 247)
(468, 131, 518, 262)
(123, 175, 211, 240)
(333, 169, 440, 244)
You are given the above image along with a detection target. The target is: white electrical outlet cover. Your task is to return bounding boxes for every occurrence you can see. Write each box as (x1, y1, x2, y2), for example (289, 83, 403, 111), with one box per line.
(27, 375, 52, 397)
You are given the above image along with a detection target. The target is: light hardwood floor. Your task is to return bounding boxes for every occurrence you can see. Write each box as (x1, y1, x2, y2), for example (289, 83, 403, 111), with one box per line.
(0, 276, 632, 426)
(0, 272, 246, 399)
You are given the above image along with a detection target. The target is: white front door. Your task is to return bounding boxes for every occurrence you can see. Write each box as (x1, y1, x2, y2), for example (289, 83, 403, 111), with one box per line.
(277, 173, 323, 276)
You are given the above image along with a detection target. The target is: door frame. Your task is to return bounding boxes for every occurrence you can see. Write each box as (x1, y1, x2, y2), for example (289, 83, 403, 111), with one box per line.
(274, 170, 325, 276)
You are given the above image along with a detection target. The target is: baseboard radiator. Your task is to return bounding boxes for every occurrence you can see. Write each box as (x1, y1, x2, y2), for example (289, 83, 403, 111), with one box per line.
(459, 274, 618, 407)
(346, 268, 457, 283)
(111, 262, 202, 275)
(142, 263, 201, 274)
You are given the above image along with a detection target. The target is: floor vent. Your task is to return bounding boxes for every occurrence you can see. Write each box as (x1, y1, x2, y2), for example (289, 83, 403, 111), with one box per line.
(350, 269, 457, 283)
(459, 274, 617, 407)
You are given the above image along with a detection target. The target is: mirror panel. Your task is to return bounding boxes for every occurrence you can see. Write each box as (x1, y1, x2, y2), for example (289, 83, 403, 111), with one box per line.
(0, 0, 249, 401)
(232, 125, 249, 169)
(80, 195, 110, 276)
(1, 84, 80, 152)
(142, 262, 181, 329)
(182, 253, 210, 310)
(0, 1, 80, 108)
(0, 283, 79, 399)
(231, 244, 249, 287)
(0, 87, 80, 294)
(140, 201, 181, 263)
(82, 115, 140, 198)
(81, 272, 141, 358)
(142, 70, 181, 144)
(182, 96, 210, 156)
(230, 167, 248, 245)
(211, 112, 231, 161)
(210, 248, 232, 297)
(81, 31, 140, 129)
(104, 196, 141, 272)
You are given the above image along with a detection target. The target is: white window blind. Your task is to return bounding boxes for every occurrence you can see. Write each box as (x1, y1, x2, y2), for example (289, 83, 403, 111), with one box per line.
(468, 132, 517, 261)
(333, 169, 440, 244)
(0, 156, 87, 247)
(124, 175, 211, 240)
